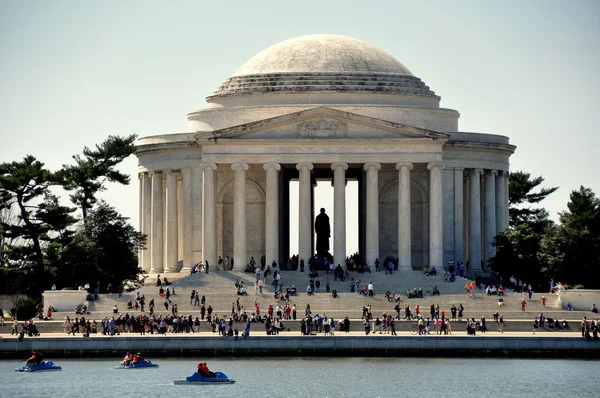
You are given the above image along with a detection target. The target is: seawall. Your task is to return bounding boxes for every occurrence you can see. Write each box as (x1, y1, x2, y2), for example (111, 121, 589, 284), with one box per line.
(1, 336, 599, 359)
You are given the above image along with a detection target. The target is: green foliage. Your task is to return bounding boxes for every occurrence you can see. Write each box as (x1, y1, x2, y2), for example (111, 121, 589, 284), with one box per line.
(509, 171, 558, 226)
(58, 201, 144, 291)
(12, 297, 39, 320)
(0, 156, 68, 297)
(491, 171, 557, 288)
(60, 135, 137, 220)
(539, 186, 600, 288)
(0, 136, 137, 297)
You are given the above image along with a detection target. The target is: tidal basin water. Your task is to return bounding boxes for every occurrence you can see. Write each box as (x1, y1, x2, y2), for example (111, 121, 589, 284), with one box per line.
(1, 357, 598, 397)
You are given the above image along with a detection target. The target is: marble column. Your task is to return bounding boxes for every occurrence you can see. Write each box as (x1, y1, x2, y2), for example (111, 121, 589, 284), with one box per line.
(181, 167, 193, 272)
(232, 163, 248, 269)
(264, 163, 281, 267)
(139, 173, 152, 272)
(150, 171, 164, 274)
(468, 169, 483, 272)
(496, 171, 510, 232)
(201, 163, 217, 267)
(332, 163, 348, 268)
(364, 163, 381, 266)
(454, 168, 464, 263)
(484, 170, 497, 266)
(504, 172, 510, 228)
(138, 174, 143, 269)
(428, 162, 444, 268)
(177, 174, 183, 263)
(396, 162, 413, 270)
(297, 163, 313, 264)
(165, 170, 179, 273)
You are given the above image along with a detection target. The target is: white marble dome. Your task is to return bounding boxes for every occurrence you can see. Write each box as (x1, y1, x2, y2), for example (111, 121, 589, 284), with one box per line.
(210, 34, 437, 99)
(233, 34, 413, 76)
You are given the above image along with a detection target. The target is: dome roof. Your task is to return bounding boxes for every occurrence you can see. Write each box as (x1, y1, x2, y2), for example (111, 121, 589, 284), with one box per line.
(233, 34, 413, 76)
(209, 34, 437, 100)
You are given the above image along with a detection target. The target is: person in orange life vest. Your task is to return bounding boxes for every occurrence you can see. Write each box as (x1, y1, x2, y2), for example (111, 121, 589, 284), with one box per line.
(121, 352, 133, 366)
(132, 352, 146, 364)
(197, 362, 216, 378)
(26, 351, 43, 366)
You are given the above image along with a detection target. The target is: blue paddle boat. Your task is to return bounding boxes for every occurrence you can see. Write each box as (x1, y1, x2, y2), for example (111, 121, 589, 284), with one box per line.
(16, 361, 62, 372)
(174, 371, 235, 385)
(116, 360, 159, 369)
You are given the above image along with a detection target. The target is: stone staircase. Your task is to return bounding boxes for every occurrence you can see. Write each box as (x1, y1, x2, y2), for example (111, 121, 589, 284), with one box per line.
(27, 268, 592, 335)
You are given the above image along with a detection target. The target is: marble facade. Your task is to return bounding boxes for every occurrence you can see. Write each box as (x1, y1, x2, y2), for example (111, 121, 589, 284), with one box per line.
(136, 35, 515, 274)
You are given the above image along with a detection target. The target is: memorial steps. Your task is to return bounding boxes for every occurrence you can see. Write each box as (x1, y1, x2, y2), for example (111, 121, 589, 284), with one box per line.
(50, 269, 570, 322)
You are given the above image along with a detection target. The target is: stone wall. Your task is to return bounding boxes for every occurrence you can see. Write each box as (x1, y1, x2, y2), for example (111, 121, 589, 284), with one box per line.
(42, 290, 89, 312)
(2, 336, 598, 359)
(557, 290, 600, 312)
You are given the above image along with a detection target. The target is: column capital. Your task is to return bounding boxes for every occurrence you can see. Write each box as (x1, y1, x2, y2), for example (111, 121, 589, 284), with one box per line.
(231, 162, 249, 171)
(331, 162, 348, 171)
(363, 162, 381, 171)
(395, 162, 413, 170)
(200, 163, 217, 171)
(497, 170, 509, 177)
(148, 170, 162, 177)
(181, 167, 192, 175)
(467, 168, 483, 176)
(296, 163, 313, 171)
(138, 172, 145, 180)
(427, 162, 445, 170)
(165, 169, 176, 176)
(453, 167, 465, 172)
(263, 162, 281, 171)
(486, 170, 498, 176)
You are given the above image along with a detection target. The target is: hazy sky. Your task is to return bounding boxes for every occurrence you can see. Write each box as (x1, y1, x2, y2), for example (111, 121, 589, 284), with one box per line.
(1, 1, 598, 255)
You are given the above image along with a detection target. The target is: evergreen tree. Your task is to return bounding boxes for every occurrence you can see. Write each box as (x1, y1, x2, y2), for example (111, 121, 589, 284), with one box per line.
(0, 156, 75, 296)
(509, 171, 558, 226)
(491, 171, 557, 287)
(57, 201, 145, 291)
(61, 135, 137, 220)
(540, 187, 600, 287)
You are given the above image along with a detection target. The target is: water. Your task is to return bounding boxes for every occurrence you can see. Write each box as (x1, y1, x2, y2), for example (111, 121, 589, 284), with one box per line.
(0, 357, 598, 397)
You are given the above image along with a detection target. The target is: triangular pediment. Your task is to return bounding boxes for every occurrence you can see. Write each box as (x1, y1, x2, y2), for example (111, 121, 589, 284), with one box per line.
(195, 107, 448, 142)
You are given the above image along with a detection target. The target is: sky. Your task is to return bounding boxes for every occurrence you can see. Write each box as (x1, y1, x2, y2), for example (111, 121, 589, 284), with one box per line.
(1, 0, 599, 255)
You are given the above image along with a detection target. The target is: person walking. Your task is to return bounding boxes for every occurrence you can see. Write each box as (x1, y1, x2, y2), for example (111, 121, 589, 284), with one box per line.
(499, 314, 505, 333)
(390, 317, 397, 336)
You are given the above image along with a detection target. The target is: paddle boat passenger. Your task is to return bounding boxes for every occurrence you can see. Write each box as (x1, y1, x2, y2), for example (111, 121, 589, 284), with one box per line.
(197, 362, 216, 378)
(132, 352, 148, 365)
(120, 352, 133, 366)
(26, 351, 43, 367)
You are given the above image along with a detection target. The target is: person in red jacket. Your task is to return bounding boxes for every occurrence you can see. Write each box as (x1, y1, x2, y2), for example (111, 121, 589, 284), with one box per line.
(197, 362, 216, 378)
(26, 351, 43, 366)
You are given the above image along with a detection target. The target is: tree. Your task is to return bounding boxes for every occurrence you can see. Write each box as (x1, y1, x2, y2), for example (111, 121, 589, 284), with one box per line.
(540, 187, 600, 287)
(0, 156, 63, 296)
(57, 201, 144, 291)
(61, 135, 137, 220)
(0, 157, 78, 296)
(509, 171, 558, 226)
(491, 171, 557, 287)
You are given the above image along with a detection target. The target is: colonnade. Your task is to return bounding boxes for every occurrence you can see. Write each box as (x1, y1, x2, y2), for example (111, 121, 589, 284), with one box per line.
(454, 168, 509, 271)
(139, 162, 509, 274)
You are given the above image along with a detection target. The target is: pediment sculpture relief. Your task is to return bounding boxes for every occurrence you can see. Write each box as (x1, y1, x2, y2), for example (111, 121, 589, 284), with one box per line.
(296, 118, 347, 139)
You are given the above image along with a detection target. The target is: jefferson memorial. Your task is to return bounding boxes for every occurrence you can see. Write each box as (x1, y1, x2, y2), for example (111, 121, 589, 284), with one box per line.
(136, 34, 515, 275)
